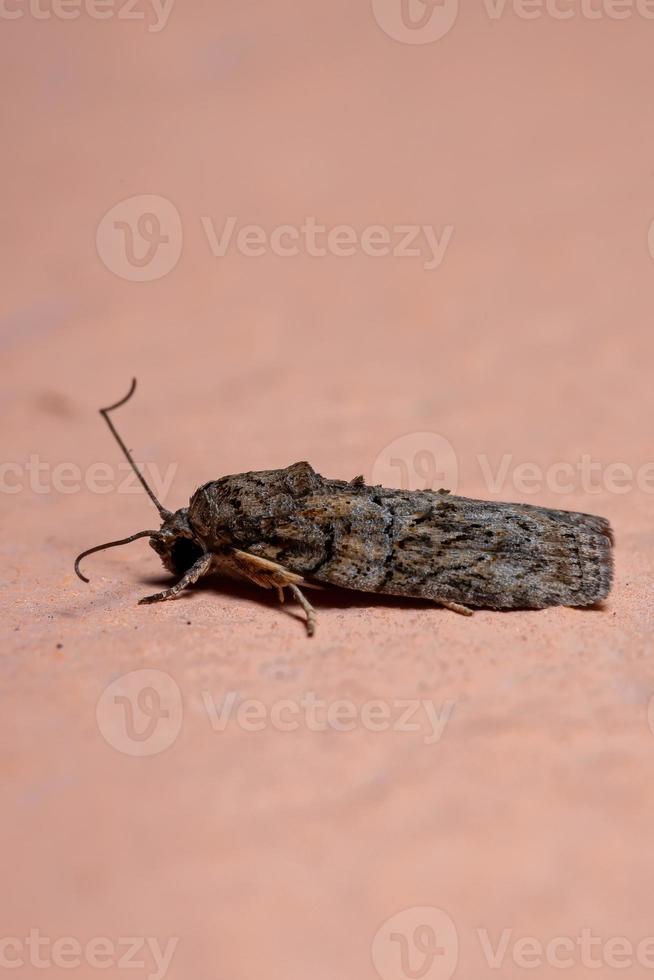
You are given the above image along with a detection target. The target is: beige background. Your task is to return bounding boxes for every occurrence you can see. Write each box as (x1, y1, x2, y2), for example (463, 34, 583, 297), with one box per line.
(3, 1, 654, 978)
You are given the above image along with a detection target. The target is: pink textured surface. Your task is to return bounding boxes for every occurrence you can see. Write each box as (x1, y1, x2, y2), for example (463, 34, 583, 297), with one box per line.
(3, 3, 654, 978)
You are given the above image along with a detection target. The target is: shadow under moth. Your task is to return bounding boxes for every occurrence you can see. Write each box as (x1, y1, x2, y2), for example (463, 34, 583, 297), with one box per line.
(75, 381, 614, 636)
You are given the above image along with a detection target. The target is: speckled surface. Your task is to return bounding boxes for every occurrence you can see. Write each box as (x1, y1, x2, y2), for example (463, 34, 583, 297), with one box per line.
(3, 3, 654, 978)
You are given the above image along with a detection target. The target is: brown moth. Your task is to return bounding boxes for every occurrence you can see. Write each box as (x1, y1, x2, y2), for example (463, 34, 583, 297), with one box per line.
(75, 381, 614, 636)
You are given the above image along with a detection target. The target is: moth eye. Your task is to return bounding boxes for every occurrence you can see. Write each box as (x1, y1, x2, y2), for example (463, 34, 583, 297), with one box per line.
(170, 537, 204, 575)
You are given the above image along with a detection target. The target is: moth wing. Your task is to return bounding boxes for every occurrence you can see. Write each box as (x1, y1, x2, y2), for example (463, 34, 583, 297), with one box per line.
(229, 474, 613, 610)
(372, 491, 614, 609)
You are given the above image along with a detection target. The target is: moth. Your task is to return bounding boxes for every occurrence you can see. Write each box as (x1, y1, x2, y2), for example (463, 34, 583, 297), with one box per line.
(75, 381, 614, 636)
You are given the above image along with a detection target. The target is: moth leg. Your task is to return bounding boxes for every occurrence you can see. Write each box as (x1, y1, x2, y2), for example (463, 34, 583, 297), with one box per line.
(438, 599, 474, 617)
(287, 584, 316, 637)
(230, 549, 317, 636)
(138, 553, 213, 605)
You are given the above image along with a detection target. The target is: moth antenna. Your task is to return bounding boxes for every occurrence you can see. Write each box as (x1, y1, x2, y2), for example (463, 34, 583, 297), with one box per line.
(100, 378, 172, 520)
(74, 530, 158, 583)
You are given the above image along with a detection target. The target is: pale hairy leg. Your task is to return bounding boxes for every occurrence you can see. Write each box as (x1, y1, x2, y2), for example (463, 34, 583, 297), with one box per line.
(230, 549, 318, 637)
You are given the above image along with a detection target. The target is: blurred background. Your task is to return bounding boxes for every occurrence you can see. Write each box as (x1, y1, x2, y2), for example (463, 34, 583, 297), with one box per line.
(3, 1, 654, 978)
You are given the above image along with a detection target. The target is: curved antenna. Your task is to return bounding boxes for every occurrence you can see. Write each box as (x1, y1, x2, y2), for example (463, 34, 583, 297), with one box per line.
(100, 379, 172, 520)
(74, 530, 158, 583)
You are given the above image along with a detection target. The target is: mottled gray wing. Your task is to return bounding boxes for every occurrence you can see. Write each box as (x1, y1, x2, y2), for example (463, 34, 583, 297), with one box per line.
(198, 463, 614, 610)
(250, 482, 613, 609)
(364, 488, 613, 609)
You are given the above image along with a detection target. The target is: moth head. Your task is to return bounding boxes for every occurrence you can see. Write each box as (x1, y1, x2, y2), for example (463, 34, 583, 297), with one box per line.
(148, 508, 205, 575)
(73, 379, 204, 584)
